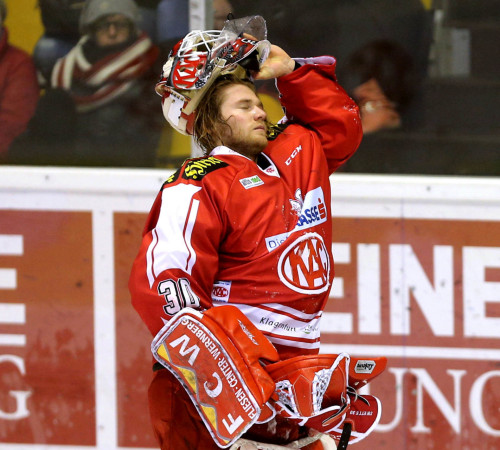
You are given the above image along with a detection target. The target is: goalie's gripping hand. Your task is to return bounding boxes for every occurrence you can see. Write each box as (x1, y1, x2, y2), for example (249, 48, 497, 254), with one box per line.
(266, 353, 387, 446)
(152, 306, 279, 448)
(242, 33, 295, 80)
(253, 44, 295, 80)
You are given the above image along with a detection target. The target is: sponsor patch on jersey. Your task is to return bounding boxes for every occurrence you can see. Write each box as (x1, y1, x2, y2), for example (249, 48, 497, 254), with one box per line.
(295, 187, 327, 228)
(354, 360, 377, 374)
(239, 175, 264, 189)
(265, 232, 289, 252)
(265, 187, 328, 252)
(181, 157, 228, 181)
(277, 232, 331, 294)
(211, 280, 232, 302)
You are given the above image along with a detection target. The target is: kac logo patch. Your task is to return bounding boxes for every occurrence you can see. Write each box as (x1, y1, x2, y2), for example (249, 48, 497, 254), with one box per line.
(211, 280, 232, 302)
(277, 233, 331, 294)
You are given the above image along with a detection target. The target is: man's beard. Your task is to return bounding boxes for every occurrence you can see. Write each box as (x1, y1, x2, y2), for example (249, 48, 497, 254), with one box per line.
(221, 130, 268, 159)
(228, 138, 267, 157)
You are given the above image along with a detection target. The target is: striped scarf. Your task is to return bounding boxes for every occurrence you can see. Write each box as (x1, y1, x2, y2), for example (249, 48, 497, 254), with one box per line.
(51, 32, 158, 112)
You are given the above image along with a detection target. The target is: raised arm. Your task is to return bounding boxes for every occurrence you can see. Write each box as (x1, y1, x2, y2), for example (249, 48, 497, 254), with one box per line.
(276, 56, 362, 173)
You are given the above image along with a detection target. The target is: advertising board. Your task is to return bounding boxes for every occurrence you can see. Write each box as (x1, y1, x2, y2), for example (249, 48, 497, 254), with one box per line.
(1, 167, 499, 449)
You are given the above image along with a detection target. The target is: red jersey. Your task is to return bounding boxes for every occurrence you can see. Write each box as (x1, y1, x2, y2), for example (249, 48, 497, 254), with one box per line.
(129, 57, 362, 359)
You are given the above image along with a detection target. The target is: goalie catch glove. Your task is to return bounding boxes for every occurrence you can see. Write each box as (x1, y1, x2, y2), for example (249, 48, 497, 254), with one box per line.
(152, 305, 279, 448)
(266, 353, 387, 446)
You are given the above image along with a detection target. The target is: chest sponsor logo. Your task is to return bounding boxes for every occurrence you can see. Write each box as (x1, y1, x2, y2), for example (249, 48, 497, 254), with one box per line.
(239, 175, 264, 189)
(265, 187, 328, 252)
(211, 280, 232, 302)
(278, 232, 331, 294)
(296, 187, 327, 228)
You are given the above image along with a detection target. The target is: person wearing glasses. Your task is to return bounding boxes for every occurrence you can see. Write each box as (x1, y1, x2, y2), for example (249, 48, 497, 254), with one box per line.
(39, 0, 162, 167)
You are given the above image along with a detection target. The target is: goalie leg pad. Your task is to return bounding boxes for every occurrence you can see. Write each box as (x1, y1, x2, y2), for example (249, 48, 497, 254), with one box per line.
(152, 306, 279, 448)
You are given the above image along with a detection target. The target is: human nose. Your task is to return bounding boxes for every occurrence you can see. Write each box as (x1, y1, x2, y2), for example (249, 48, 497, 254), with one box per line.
(254, 106, 267, 121)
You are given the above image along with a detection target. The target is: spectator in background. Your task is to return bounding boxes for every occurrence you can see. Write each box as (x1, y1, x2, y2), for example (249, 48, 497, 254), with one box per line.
(11, 0, 162, 167)
(0, 0, 40, 163)
(34, 0, 162, 85)
(33, 0, 85, 84)
(231, 0, 432, 130)
(342, 39, 419, 134)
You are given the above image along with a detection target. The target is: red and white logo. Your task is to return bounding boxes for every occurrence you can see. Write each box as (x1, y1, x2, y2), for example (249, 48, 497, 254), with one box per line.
(211, 280, 232, 302)
(277, 233, 331, 294)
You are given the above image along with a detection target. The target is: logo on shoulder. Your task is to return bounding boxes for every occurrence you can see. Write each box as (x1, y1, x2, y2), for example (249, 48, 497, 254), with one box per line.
(182, 157, 228, 181)
(354, 360, 376, 374)
(267, 122, 289, 141)
(163, 168, 181, 185)
(240, 175, 264, 189)
(286, 145, 302, 166)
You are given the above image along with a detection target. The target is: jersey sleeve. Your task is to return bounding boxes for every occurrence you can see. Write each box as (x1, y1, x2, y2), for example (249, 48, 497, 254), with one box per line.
(129, 164, 228, 336)
(276, 56, 362, 173)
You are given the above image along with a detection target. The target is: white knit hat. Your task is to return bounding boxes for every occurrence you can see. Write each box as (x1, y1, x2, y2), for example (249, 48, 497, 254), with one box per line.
(79, 0, 139, 33)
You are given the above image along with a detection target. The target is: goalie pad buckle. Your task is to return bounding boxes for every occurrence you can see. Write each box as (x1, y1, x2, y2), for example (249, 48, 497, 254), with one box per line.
(152, 306, 279, 448)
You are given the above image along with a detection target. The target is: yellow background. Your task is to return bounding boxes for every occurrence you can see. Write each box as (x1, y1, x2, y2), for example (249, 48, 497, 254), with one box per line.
(4, 0, 43, 53)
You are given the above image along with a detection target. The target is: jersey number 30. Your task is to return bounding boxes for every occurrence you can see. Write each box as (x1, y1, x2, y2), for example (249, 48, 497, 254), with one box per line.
(158, 278, 200, 316)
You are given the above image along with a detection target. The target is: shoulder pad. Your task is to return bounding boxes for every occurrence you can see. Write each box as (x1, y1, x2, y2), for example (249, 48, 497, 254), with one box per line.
(267, 122, 290, 141)
(163, 156, 229, 186)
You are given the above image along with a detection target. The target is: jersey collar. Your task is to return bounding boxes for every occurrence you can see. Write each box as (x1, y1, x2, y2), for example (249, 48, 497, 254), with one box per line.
(210, 146, 280, 178)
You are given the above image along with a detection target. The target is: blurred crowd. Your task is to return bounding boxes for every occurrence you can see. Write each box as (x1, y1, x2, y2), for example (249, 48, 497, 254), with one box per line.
(0, 0, 432, 168)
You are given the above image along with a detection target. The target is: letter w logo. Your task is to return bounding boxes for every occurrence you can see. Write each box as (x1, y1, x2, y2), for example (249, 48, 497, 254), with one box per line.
(169, 335, 200, 366)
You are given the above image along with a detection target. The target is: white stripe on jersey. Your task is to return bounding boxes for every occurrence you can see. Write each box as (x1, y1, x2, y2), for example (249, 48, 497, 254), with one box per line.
(146, 228, 159, 287)
(214, 302, 322, 351)
(146, 184, 201, 287)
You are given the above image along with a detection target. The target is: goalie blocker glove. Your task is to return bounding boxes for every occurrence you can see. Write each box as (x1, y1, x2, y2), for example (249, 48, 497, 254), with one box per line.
(152, 305, 279, 448)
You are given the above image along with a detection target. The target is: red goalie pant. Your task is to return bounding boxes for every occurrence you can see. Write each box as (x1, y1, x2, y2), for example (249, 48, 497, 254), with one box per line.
(148, 368, 315, 449)
(148, 368, 220, 450)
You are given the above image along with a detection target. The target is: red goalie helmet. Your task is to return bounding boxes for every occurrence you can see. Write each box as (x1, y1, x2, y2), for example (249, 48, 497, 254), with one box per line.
(155, 15, 271, 135)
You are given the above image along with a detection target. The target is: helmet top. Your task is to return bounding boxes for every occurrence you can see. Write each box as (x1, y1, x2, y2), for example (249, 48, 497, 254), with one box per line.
(155, 16, 270, 135)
